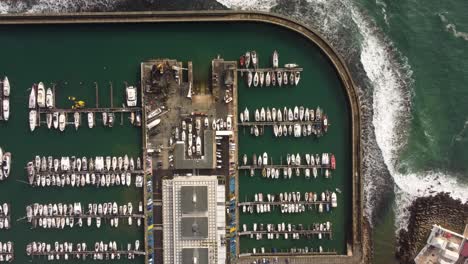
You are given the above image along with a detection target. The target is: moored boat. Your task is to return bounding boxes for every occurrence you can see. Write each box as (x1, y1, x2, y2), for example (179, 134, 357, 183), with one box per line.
(253, 72, 259, 87)
(29, 110, 37, 132)
(245, 51, 251, 68)
(74, 112, 80, 130)
(88, 112, 94, 128)
(28, 85, 36, 109)
(2, 98, 9, 121)
(37, 82, 46, 108)
(59, 112, 66, 132)
(2, 76, 10, 97)
(272, 50, 279, 68)
(247, 71, 253, 87)
(45, 87, 54, 108)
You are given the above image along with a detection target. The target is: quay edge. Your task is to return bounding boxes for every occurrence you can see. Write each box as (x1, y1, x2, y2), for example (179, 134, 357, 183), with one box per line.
(0, 10, 366, 264)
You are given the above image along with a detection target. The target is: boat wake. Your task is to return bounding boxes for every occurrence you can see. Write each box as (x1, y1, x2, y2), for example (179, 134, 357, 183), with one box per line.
(438, 13, 468, 42)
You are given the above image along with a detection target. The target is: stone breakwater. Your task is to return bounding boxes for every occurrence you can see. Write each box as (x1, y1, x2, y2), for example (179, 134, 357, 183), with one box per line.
(396, 192, 468, 264)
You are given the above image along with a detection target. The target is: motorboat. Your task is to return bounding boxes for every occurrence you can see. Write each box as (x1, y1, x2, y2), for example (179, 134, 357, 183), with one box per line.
(299, 106, 304, 121)
(283, 72, 288, 85)
(29, 85, 36, 109)
(260, 107, 265, 121)
(294, 124, 301, 137)
(88, 112, 94, 128)
(239, 55, 245, 68)
(59, 112, 66, 132)
(330, 154, 336, 170)
(285, 63, 299, 68)
(46, 88, 54, 108)
(251, 50, 257, 68)
(108, 112, 115, 128)
(253, 72, 259, 87)
(331, 192, 338, 207)
(102, 112, 107, 126)
(273, 125, 278, 137)
(262, 152, 268, 166)
(293, 106, 299, 120)
(2, 98, 9, 121)
(271, 71, 276, 86)
(74, 112, 80, 130)
(323, 114, 328, 132)
(2, 76, 10, 97)
(289, 71, 294, 85)
(259, 71, 264, 87)
(37, 82, 46, 108)
(277, 109, 282, 122)
(29, 110, 37, 132)
(255, 109, 260, 121)
(277, 71, 282, 86)
(245, 51, 251, 68)
(272, 50, 279, 68)
(246, 71, 253, 88)
(288, 108, 293, 121)
(244, 107, 249, 122)
(316, 106, 322, 121)
(304, 108, 310, 121)
(126, 85, 137, 107)
(271, 108, 276, 121)
(2, 153, 11, 178)
(266, 107, 271, 121)
(265, 71, 271, 87)
(294, 71, 300, 85)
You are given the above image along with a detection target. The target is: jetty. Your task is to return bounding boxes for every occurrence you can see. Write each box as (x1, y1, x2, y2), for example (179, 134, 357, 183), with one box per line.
(237, 67, 304, 73)
(238, 230, 332, 237)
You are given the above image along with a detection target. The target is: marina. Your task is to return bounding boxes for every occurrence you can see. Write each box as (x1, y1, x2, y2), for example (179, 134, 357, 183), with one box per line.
(26, 240, 144, 260)
(0, 12, 364, 264)
(0, 242, 14, 262)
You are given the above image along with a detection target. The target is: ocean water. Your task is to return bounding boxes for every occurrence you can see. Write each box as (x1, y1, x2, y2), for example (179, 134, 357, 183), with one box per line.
(1, 0, 468, 262)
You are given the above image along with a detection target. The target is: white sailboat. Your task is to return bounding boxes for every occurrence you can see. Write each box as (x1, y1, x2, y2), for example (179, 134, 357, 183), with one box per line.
(29, 85, 36, 109)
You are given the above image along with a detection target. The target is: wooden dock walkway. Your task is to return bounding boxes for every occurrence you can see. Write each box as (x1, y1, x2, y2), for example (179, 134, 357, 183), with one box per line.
(27, 214, 145, 220)
(29, 250, 146, 256)
(30, 169, 145, 176)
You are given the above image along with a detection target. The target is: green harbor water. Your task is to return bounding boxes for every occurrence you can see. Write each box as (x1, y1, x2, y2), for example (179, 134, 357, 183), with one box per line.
(0, 21, 351, 262)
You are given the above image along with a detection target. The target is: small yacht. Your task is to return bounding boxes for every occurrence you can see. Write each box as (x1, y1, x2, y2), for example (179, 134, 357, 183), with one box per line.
(262, 152, 268, 166)
(2, 98, 9, 121)
(289, 71, 295, 85)
(265, 71, 271, 86)
(255, 109, 260, 121)
(251, 50, 258, 68)
(253, 72, 259, 87)
(53, 112, 59, 129)
(272, 50, 279, 68)
(271, 71, 276, 86)
(46, 87, 54, 108)
(2, 76, 10, 97)
(294, 71, 300, 85)
(271, 108, 277, 121)
(299, 106, 304, 121)
(29, 85, 37, 109)
(108, 112, 115, 128)
(277, 71, 282, 86)
(260, 107, 266, 121)
(259, 71, 265, 87)
(293, 106, 299, 120)
(37, 82, 46, 108)
(46, 113, 52, 129)
(266, 108, 271, 121)
(59, 112, 66, 132)
(102, 112, 107, 126)
(29, 110, 37, 132)
(245, 51, 251, 68)
(126, 85, 137, 107)
(247, 71, 253, 87)
(244, 107, 249, 122)
(74, 112, 80, 130)
(283, 72, 288, 85)
(88, 112, 94, 128)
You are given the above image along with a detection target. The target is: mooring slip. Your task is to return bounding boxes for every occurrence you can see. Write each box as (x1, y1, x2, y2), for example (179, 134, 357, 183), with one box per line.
(26, 240, 144, 261)
(28, 81, 142, 132)
(0, 203, 11, 230)
(0, 241, 14, 262)
(25, 201, 144, 229)
(0, 147, 12, 182)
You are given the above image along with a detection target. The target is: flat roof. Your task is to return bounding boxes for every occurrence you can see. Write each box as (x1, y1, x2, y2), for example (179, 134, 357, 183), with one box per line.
(182, 248, 209, 264)
(181, 217, 209, 239)
(181, 186, 208, 214)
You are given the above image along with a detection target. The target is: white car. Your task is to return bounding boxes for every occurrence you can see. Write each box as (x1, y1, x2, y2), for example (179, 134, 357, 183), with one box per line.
(126, 86, 137, 107)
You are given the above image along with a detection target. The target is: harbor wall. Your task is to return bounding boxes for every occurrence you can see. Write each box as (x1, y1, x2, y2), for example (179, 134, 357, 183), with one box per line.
(0, 11, 366, 263)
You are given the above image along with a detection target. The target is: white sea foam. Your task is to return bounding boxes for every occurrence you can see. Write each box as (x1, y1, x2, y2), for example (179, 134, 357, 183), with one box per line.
(439, 13, 468, 41)
(217, 0, 278, 11)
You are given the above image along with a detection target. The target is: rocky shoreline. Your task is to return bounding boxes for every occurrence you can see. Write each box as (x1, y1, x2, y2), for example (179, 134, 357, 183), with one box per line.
(396, 192, 468, 264)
